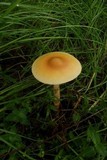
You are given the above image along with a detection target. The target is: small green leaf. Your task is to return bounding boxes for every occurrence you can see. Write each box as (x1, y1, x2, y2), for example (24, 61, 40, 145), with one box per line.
(87, 124, 107, 157)
(72, 112, 81, 122)
(87, 124, 100, 145)
(38, 150, 45, 158)
(5, 108, 28, 125)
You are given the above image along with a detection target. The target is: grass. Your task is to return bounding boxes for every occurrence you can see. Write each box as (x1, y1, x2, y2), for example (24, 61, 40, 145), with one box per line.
(0, 0, 107, 159)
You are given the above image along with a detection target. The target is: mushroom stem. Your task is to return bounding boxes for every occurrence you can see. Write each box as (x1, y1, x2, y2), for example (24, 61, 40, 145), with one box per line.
(53, 85, 60, 108)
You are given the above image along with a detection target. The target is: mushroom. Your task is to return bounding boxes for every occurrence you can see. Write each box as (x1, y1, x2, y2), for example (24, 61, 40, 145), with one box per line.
(32, 51, 82, 109)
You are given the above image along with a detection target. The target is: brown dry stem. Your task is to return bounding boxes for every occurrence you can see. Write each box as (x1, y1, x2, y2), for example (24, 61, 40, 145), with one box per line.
(53, 85, 60, 108)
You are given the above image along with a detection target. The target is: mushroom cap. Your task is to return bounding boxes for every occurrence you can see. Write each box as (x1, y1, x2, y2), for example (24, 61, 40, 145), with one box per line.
(32, 51, 82, 85)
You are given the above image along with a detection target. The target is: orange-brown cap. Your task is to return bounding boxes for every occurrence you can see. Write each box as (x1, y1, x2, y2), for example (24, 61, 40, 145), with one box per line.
(32, 51, 82, 85)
